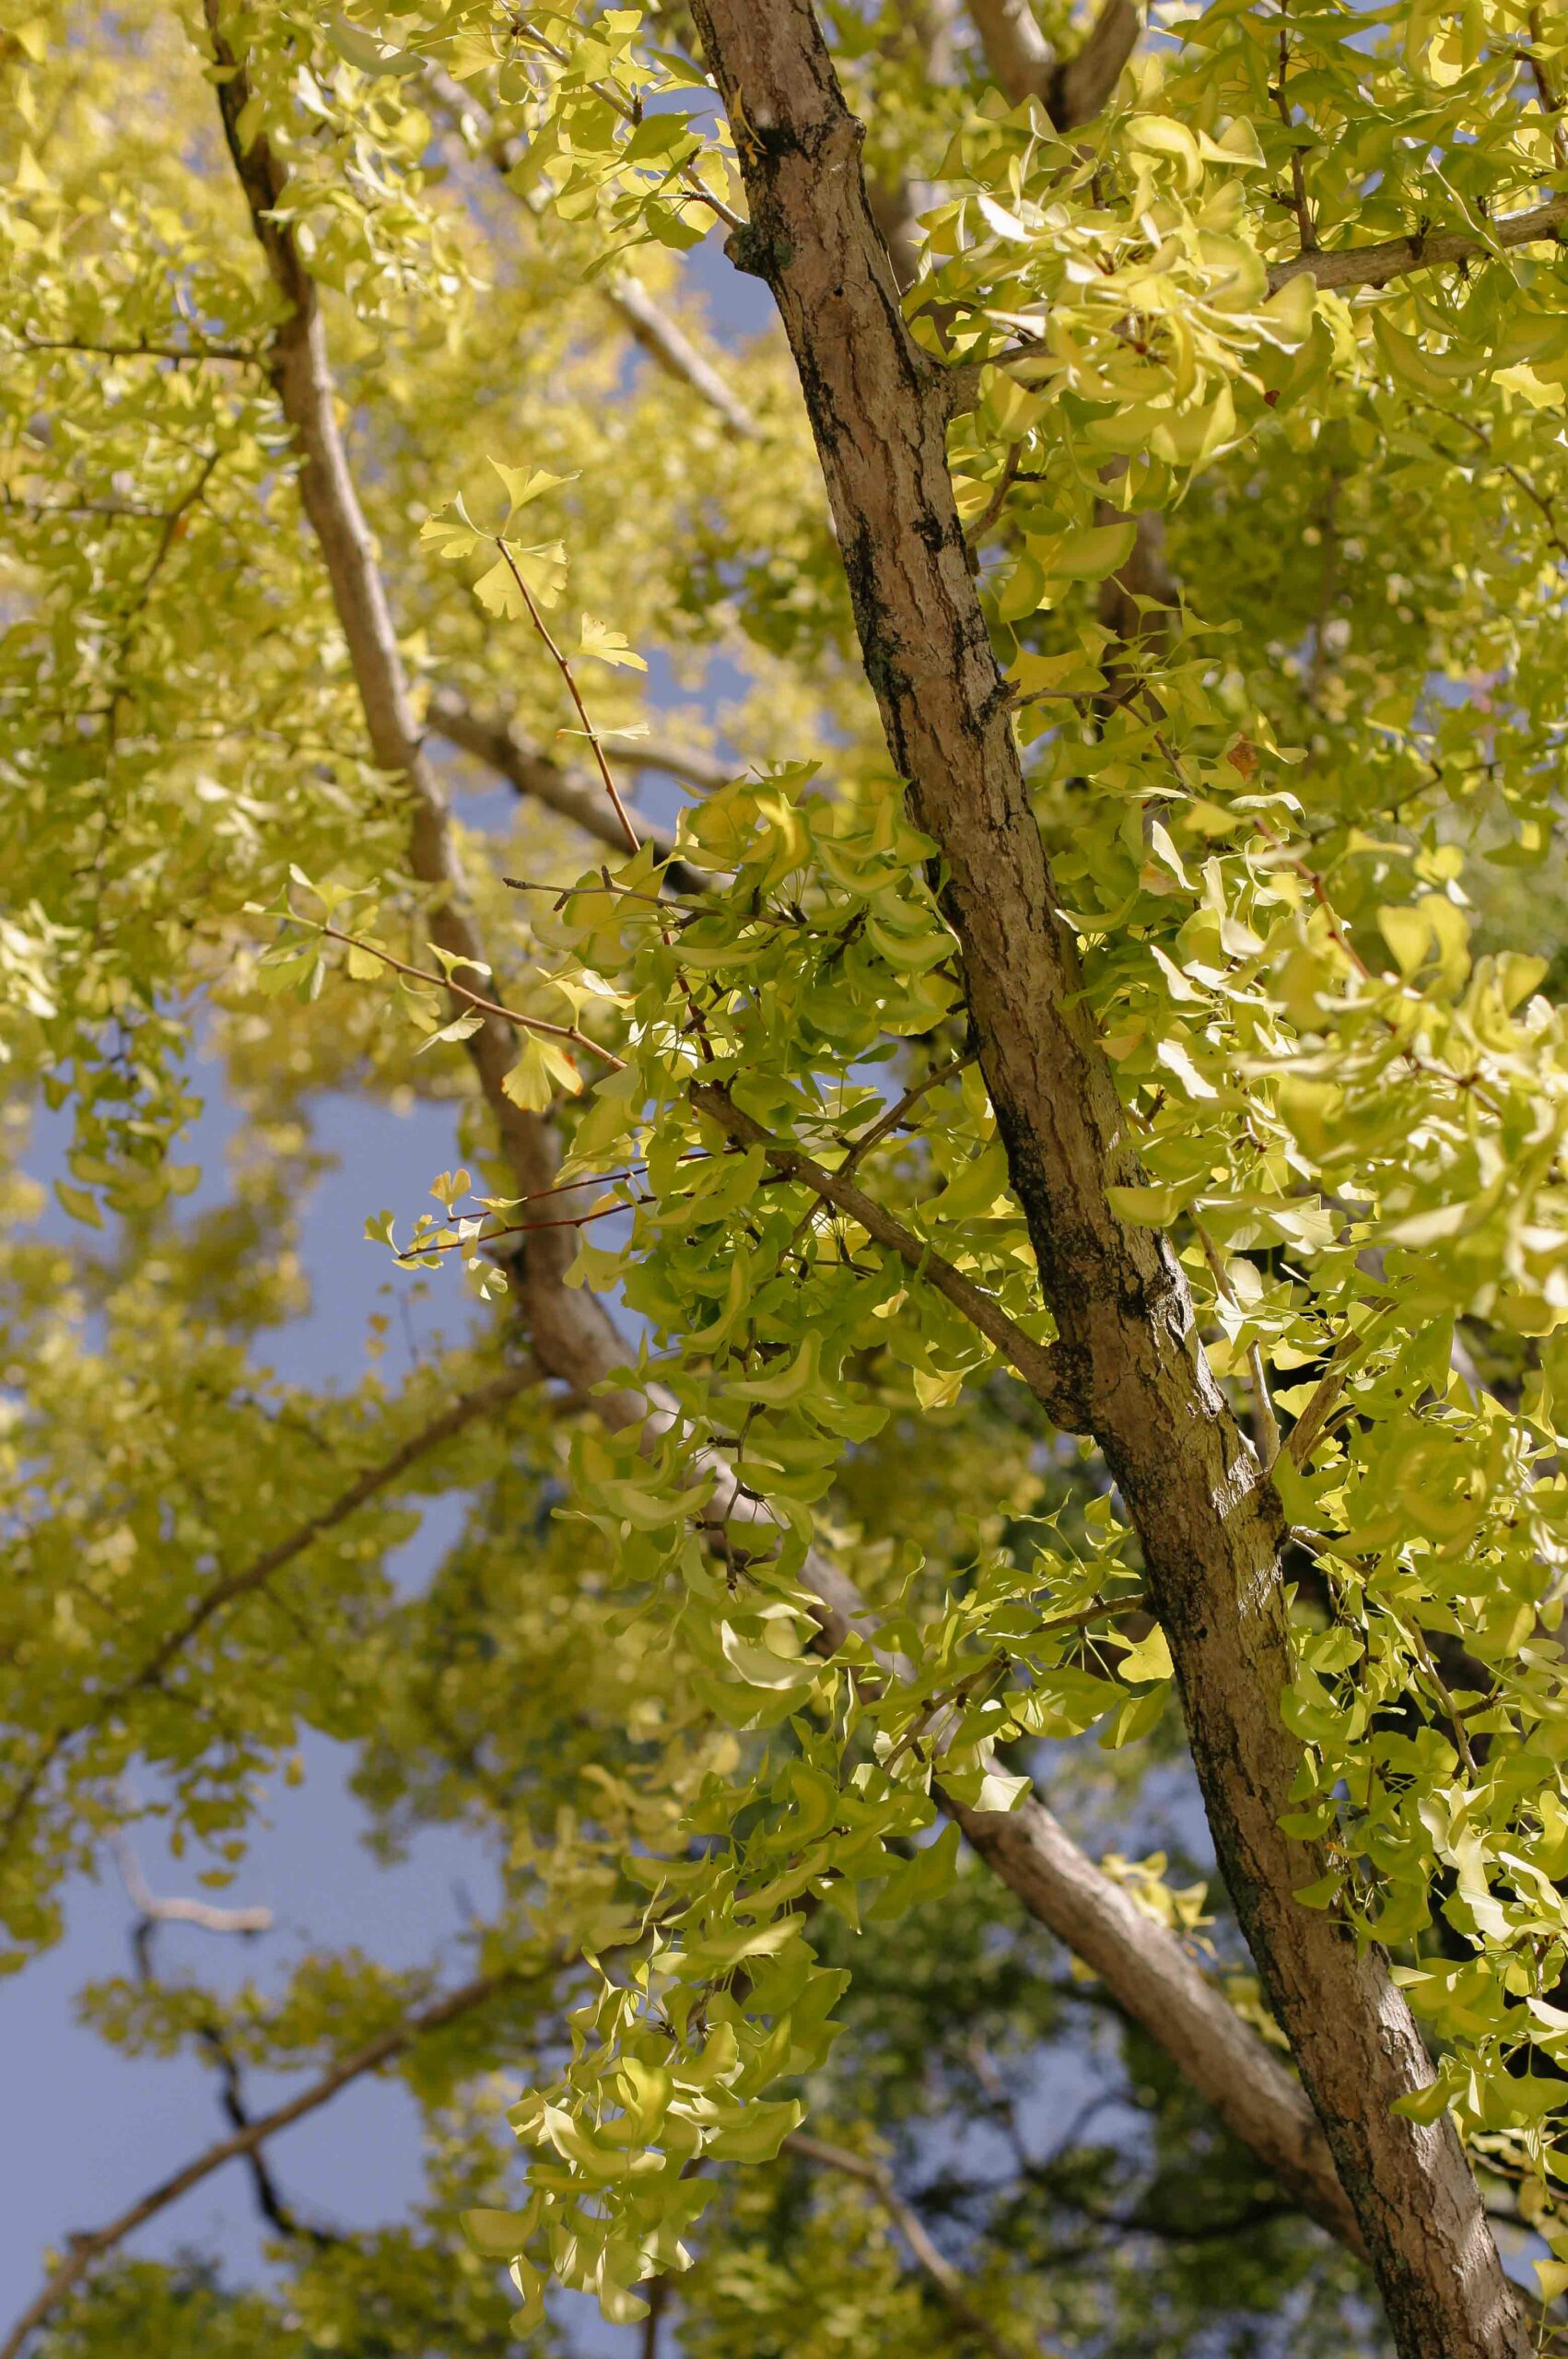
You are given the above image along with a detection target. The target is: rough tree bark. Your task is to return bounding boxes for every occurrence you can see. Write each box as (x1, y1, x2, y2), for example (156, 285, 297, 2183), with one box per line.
(685, 5, 1528, 2353)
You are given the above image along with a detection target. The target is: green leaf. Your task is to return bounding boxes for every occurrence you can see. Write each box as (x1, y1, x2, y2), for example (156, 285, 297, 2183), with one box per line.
(324, 17, 411, 75)
(502, 1035, 582, 1109)
(462, 2208, 534, 2259)
(1106, 1182, 1188, 1226)
(488, 462, 574, 517)
(53, 1179, 102, 1229)
(1029, 520, 1138, 582)
(1117, 1626, 1174, 1684)
(579, 613, 648, 670)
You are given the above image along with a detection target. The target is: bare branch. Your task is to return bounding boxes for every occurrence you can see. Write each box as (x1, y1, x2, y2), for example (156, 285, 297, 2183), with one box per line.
(941, 1790, 1363, 2252)
(1283, 1307, 1397, 1469)
(107, 1826, 339, 2248)
(0, 1969, 509, 2359)
(638, 2275, 670, 2359)
(432, 683, 731, 792)
(1270, 9, 1317, 254)
(130, 1373, 532, 1696)
(427, 687, 720, 890)
(196, 2021, 341, 2248)
(494, 545, 645, 856)
(603, 273, 764, 442)
(107, 1830, 273, 1939)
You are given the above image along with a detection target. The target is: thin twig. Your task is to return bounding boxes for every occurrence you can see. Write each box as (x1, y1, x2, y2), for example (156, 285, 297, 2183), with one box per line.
(107, 1829, 274, 1937)
(109, 1825, 341, 2247)
(492, 544, 642, 856)
(1420, 399, 1568, 566)
(398, 1193, 652, 1261)
(489, 559, 719, 1064)
(1270, 9, 1316, 252)
(964, 443, 1024, 557)
(504, 873, 791, 926)
(318, 922, 626, 1073)
(1410, 1628, 1480, 1778)
(1527, 7, 1568, 171)
(841, 1053, 978, 1176)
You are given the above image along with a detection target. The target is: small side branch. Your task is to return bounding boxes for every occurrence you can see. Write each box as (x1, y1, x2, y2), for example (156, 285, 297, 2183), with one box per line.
(785, 2130, 1034, 2359)
(690, 1083, 1083, 1429)
(1270, 7, 1316, 252)
(426, 690, 714, 894)
(0, 1970, 510, 2359)
(1270, 192, 1568, 292)
(940, 1787, 1364, 2253)
(604, 273, 763, 442)
(108, 1831, 273, 1940)
(108, 1830, 337, 2246)
(1, 1369, 530, 1852)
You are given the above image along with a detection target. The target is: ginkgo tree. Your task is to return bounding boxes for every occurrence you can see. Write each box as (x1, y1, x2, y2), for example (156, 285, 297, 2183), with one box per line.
(6, 0, 1568, 2353)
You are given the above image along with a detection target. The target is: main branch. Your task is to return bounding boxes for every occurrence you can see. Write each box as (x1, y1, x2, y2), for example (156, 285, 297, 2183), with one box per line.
(194, 12, 1485, 2305)
(687, 6, 1526, 2352)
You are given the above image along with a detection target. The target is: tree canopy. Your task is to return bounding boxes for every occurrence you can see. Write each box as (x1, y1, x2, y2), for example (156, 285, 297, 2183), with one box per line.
(6, 0, 1568, 2352)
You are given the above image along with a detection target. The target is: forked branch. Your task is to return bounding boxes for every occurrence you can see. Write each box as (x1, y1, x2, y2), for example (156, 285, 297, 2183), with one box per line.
(968, 0, 1141, 126)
